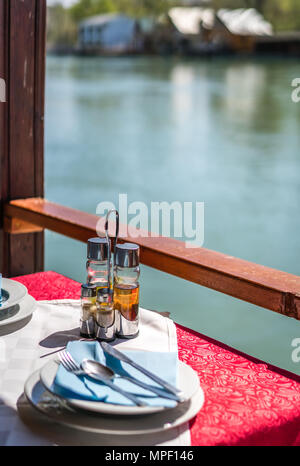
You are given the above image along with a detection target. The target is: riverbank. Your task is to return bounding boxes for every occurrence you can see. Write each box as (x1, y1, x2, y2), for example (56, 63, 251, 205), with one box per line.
(47, 31, 300, 58)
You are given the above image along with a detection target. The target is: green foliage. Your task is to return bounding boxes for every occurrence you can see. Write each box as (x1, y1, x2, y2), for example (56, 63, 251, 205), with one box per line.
(47, 3, 77, 46)
(69, 0, 118, 22)
(263, 0, 300, 32)
(212, 0, 267, 12)
(69, 0, 173, 22)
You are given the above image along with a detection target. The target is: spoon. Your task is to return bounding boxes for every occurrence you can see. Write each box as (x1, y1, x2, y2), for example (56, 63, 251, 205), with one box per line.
(80, 359, 147, 407)
(81, 359, 180, 402)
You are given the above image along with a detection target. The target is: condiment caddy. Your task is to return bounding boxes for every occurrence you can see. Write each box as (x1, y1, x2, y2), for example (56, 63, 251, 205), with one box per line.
(80, 209, 140, 342)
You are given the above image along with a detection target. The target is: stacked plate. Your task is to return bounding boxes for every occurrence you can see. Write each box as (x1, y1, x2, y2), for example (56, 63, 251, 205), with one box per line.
(0, 278, 36, 327)
(24, 351, 205, 439)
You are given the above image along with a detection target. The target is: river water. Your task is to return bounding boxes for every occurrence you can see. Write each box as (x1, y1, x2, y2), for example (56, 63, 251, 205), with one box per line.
(45, 55, 300, 374)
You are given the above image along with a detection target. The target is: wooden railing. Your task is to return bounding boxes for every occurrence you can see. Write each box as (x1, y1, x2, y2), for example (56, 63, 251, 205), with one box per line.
(4, 197, 300, 320)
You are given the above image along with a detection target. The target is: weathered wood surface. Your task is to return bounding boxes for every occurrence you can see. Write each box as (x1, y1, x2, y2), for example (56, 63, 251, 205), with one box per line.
(0, 0, 8, 274)
(5, 197, 300, 319)
(0, 0, 46, 276)
(3, 216, 44, 234)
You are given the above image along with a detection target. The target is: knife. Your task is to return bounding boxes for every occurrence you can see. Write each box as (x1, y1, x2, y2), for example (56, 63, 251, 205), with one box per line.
(100, 342, 186, 402)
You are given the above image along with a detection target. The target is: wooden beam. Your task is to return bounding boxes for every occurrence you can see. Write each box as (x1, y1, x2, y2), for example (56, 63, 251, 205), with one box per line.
(5, 197, 300, 319)
(0, 1, 46, 276)
(0, 0, 9, 274)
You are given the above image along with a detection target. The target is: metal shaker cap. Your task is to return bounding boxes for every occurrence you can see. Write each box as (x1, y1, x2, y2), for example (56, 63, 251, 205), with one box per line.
(97, 287, 113, 303)
(87, 237, 110, 261)
(81, 283, 97, 298)
(115, 243, 140, 268)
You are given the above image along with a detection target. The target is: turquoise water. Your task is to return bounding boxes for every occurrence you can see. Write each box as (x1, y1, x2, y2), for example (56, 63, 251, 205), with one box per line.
(45, 55, 300, 374)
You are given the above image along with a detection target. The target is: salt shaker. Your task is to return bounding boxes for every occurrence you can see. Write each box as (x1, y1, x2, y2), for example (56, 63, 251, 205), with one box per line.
(86, 237, 111, 290)
(80, 283, 97, 338)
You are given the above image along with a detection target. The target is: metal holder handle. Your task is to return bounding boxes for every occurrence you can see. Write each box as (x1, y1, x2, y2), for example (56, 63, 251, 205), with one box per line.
(104, 209, 119, 290)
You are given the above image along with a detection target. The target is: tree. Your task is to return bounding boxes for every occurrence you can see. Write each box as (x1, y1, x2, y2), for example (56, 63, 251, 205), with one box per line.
(47, 3, 77, 47)
(70, 0, 118, 22)
(264, 0, 300, 31)
(69, 0, 174, 22)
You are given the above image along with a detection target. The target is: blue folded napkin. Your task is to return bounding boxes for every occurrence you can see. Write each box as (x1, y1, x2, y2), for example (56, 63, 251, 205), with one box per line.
(54, 341, 178, 407)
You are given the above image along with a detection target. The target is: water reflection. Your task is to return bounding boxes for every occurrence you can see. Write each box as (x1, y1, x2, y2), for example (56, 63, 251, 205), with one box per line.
(45, 55, 300, 264)
(210, 62, 284, 134)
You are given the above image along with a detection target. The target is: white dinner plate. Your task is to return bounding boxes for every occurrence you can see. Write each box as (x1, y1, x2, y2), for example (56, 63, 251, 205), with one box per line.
(39, 358, 200, 416)
(24, 367, 205, 436)
(0, 278, 28, 311)
(0, 294, 36, 327)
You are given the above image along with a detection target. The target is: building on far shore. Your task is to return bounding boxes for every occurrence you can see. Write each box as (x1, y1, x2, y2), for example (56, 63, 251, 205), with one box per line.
(78, 14, 144, 55)
(213, 8, 273, 53)
(168, 6, 215, 53)
(152, 6, 273, 55)
(152, 6, 216, 54)
(75, 7, 300, 57)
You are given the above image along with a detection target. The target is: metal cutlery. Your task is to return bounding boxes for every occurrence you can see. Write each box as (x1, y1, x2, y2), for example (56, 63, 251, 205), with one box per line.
(100, 342, 186, 402)
(81, 358, 179, 402)
(58, 350, 147, 407)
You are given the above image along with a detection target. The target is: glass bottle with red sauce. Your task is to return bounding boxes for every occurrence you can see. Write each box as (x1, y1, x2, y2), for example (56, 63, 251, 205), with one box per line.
(113, 243, 140, 339)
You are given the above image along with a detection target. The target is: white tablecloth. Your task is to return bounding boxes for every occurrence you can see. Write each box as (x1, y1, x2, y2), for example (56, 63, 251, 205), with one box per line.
(0, 299, 190, 446)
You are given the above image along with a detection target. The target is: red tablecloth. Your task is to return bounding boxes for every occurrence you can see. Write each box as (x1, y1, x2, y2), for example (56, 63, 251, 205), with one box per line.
(13, 271, 300, 446)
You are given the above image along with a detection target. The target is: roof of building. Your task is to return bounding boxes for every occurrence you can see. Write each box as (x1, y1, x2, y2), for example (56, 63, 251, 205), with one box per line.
(79, 13, 134, 28)
(216, 8, 273, 36)
(168, 7, 215, 35)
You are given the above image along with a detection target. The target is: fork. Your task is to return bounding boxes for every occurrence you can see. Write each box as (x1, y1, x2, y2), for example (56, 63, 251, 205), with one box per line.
(58, 350, 147, 407)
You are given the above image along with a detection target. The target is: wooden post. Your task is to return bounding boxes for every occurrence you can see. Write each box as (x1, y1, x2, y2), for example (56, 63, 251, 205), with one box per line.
(0, 0, 46, 276)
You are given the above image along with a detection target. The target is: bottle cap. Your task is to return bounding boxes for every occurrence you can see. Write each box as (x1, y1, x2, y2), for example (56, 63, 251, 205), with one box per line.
(87, 237, 110, 261)
(115, 243, 140, 268)
(81, 283, 97, 298)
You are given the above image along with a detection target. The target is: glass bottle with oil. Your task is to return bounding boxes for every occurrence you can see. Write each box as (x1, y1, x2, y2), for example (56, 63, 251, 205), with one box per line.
(114, 243, 140, 339)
